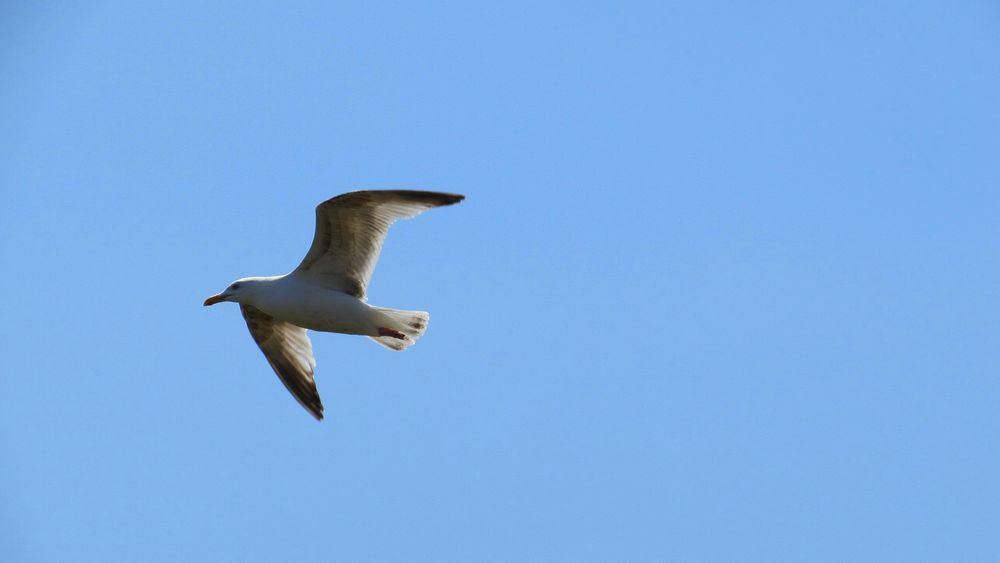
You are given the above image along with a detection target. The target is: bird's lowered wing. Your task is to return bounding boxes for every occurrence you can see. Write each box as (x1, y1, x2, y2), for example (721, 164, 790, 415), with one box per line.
(240, 304, 323, 420)
(294, 190, 465, 299)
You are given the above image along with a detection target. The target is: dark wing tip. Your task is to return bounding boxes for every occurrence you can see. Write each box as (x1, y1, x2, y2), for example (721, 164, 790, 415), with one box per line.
(440, 192, 465, 206)
(382, 190, 465, 209)
(375, 190, 465, 207)
(414, 191, 464, 206)
(318, 190, 465, 210)
(283, 372, 324, 421)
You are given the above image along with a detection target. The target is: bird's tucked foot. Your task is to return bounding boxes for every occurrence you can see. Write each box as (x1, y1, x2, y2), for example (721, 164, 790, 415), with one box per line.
(378, 327, 407, 340)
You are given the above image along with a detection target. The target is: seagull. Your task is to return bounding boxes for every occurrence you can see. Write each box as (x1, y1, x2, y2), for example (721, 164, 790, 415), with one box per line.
(204, 190, 465, 420)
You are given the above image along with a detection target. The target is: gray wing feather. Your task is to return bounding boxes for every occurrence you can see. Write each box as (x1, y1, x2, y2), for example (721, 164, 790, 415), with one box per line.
(294, 190, 464, 299)
(240, 304, 323, 420)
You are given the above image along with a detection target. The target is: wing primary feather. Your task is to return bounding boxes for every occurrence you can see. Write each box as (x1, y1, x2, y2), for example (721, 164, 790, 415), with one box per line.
(240, 305, 324, 420)
(295, 190, 465, 298)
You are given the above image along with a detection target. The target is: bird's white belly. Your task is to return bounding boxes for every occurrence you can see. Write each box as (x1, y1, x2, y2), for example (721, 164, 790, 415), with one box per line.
(253, 279, 378, 336)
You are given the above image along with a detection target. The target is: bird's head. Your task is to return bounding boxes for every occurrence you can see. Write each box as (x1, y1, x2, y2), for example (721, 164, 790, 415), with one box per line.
(204, 278, 256, 306)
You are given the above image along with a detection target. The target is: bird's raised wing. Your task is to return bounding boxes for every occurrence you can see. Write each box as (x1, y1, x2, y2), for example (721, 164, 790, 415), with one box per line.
(294, 190, 465, 299)
(240, 304, 323, 420)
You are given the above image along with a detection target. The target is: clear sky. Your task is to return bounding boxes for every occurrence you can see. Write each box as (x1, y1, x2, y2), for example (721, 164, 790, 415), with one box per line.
(1, 2, 998, 561)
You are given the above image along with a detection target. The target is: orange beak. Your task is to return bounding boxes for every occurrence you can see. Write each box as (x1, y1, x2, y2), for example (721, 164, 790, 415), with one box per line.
(203, 293, 227, 306)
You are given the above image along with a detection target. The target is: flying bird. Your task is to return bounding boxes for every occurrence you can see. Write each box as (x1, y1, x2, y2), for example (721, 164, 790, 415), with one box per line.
(204, 190, 465, 420)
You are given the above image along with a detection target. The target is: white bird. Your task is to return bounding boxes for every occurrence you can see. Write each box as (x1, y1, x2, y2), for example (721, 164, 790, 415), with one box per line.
(204, 190, 465, 420)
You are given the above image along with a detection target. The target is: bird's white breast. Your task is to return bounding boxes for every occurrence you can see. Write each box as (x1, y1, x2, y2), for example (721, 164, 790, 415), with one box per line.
(251, 274, 378, 335)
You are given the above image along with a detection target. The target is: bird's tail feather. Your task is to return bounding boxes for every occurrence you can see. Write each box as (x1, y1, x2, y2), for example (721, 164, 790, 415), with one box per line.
(368, 308, 429, 352)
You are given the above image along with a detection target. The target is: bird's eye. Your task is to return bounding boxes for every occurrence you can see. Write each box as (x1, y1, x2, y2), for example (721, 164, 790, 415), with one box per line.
(231, 283, 240, 290)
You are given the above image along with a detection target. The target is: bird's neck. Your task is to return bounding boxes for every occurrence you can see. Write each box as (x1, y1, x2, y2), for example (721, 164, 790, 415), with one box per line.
(239, 275, 287, 307)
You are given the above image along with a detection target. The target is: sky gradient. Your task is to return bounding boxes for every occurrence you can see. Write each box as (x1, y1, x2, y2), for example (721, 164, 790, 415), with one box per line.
(2, 2, 999, 561)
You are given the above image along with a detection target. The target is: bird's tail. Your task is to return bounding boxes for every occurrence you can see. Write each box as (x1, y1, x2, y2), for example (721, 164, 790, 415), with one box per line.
(368, 308, 429, 352)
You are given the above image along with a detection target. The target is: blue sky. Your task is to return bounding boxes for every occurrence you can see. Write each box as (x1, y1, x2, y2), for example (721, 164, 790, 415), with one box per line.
(2, 1, 999, 561)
